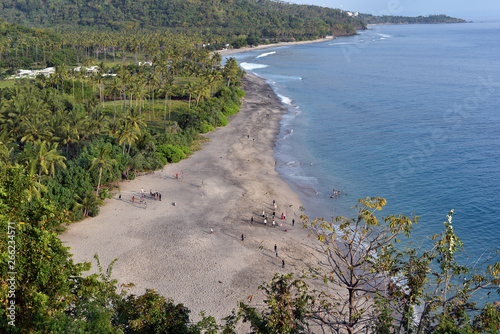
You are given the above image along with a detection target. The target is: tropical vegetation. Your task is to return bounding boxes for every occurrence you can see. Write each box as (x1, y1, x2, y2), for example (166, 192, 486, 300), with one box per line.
(2, 1, 489, 333)
(359, 14, 467, 25)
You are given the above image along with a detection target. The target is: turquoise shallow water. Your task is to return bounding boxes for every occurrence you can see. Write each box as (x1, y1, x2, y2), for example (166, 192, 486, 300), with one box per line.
(230, 21, 500, 259)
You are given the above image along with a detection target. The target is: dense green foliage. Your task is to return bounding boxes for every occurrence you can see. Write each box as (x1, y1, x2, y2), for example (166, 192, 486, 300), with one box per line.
(359, 14, 467, 25)
(0, 19, 69, 73)
(0, 45, 245, 222)
(0, 0, 365, 51)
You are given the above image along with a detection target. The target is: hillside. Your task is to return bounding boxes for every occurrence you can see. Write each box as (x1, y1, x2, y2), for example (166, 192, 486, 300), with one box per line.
(0, 0, 366, 41)
(359, 13, 467, 25)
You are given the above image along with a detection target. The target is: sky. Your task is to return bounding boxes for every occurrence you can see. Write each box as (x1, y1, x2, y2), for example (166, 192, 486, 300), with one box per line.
(287, 0, 500, 20)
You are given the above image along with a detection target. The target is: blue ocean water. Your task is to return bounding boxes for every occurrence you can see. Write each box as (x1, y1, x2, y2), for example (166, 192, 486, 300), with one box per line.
(230, 21, 500, 259)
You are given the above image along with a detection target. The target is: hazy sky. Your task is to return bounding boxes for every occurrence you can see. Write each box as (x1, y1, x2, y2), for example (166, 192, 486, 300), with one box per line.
(288, 0, 500, 20)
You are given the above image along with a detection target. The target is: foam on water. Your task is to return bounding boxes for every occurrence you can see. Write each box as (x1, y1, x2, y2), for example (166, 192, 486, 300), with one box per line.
(277, 94, 294, 107)
(257, 51, 276, 58)
(329, 42, 358, 46)
(239, 62, 268, 70)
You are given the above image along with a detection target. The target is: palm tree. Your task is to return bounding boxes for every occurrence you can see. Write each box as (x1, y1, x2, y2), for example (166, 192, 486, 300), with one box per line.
(29, 140, 66, 186)
(108, 77, 121, 120)
(20, 114, 52, 150)
(161, 76, 175, 130)
(118, 121, 139, 155)
(74, 193, 104, 218)
(89, 143, 116, 195)
(58, 122, 80, 158)
(185, 81, 196, 110)
(223, 57, 240, 87)
(106, 118, 124, 142)
(54, 65, 67, 93)
(194, 77, 210, 108)
(70, 68, 76, 101)
(97, 62, 107, 109)
(125, 108, 147, 136)
(80, 67, 88, 103)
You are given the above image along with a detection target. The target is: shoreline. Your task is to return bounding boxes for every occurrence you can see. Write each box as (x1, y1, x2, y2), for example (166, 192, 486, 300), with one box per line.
(217, 36, 335, 57)
(59, 73, 320, 326)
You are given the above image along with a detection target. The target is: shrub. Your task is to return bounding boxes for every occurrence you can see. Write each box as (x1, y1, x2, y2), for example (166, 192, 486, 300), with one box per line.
(180, 146, 191, 155)
(199, 121, 214, 133)
(157, 144, 187, 163)
(235, 88, 246, 98)
(218, 114, 228, 127)
(222, 100, 239, 116)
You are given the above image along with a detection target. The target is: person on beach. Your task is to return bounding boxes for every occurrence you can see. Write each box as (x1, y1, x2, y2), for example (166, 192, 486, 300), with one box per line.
(262, 210, 265, 218)
(264, 218, 267, 225)
(251, 216, 253, 223)
(132, 196, 135, 202)
(282, 260, 285, 268)
(141, 188, 144, 194)
(119, 194, 122, 200)
(292, 219, 295, 226)
(144, 201, 147, 209)
(210, 228, 214, 234)
(159, 193, 162, 201)
(241, 234, 244, 241)
(274, 244, 277, 253)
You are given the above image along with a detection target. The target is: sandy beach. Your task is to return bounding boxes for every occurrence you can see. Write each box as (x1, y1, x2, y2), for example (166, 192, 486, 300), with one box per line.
(217, 37, 334, 56)
(59, 73, 321, 327)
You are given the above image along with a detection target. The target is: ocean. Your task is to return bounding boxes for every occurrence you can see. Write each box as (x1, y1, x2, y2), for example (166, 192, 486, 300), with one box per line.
(230, 21, 500, 261)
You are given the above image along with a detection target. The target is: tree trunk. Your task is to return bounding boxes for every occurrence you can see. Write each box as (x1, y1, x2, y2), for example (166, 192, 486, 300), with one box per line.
(152, 88, 155, 121)
(168, 96, 172, 126)
(164, 93, 167, 131)
(97, 167, 102, 195)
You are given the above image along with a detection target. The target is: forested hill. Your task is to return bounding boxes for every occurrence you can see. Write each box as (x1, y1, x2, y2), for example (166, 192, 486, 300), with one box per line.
(0, 0, 365, 40)
(359, 14, 467, 25)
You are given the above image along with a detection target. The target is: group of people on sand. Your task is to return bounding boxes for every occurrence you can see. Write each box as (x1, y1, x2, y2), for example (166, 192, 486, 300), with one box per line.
(119, 187, 164, 209)
(251, 199, 295, 229)
(208, 199, 290, 269)
(148, 188, 162, 201)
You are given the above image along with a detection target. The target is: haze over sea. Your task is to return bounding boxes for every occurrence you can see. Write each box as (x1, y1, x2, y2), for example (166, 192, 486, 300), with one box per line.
(232, 21, 500, 258)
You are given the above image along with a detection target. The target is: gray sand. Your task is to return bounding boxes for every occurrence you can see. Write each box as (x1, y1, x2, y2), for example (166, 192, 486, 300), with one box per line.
(59, 74, 320, 326)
